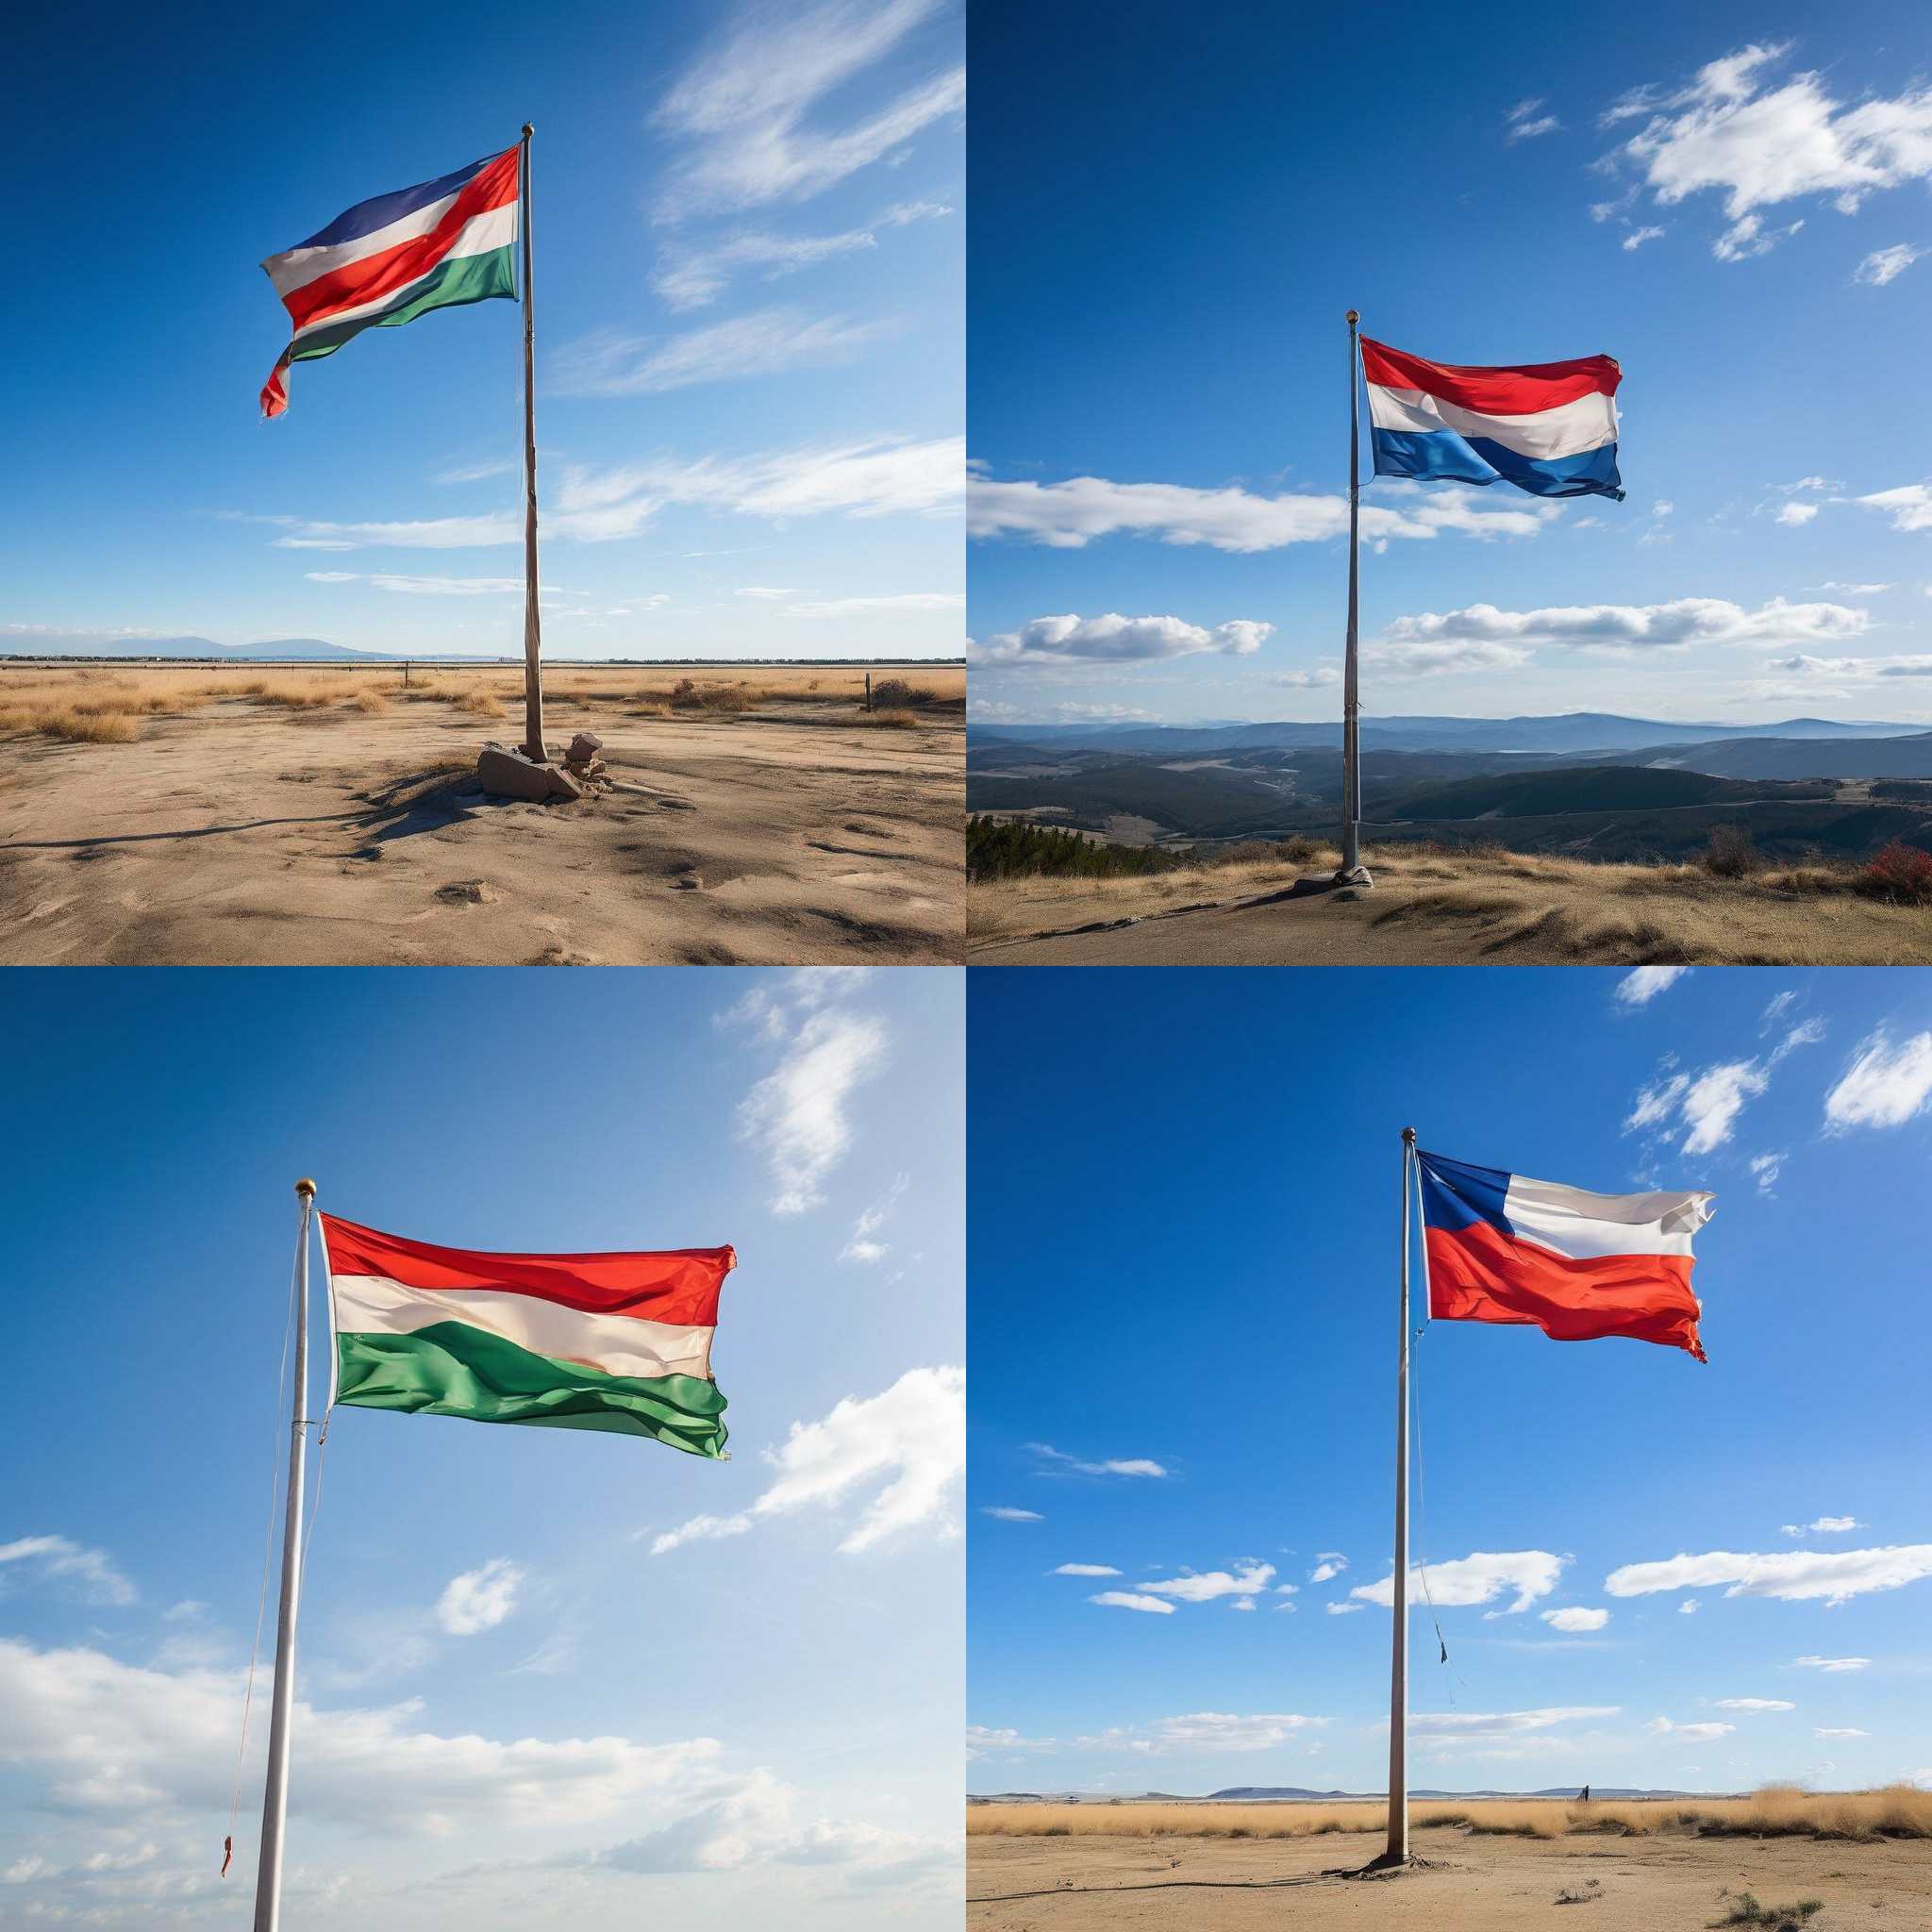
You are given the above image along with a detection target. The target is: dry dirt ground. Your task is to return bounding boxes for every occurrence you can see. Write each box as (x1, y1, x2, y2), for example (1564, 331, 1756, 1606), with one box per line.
(970, 844, 1932, 966)
(968, 1826, 1932, 1931)
(0, 667, 963, 965)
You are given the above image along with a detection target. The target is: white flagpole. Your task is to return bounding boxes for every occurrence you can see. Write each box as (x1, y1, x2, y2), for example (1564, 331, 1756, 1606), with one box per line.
(1383, 1129, 1413, 1866)
(252, 1179, 315, 1932)
(518, 123, 546, 764)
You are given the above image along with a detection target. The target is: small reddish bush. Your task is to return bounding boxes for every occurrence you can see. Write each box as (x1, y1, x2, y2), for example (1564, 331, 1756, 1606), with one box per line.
(1857, 839, 1932, 907)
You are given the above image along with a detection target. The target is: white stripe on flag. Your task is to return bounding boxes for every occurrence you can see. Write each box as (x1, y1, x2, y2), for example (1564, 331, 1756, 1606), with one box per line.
(329, 1273, 716, 1382)
(1502, 1175, 1715, 1261)
(287, 202, 518, 343)
(263, 185, 469, 300)
(1365, 384, 1620, 461)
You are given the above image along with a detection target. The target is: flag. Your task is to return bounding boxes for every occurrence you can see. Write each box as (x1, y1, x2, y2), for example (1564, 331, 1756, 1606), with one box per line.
(318, 1215, 733, 1456)
(1416, 1151, 1711, 1360)
(1361, 338, 1624, 501)
(259, 146, 520, 420)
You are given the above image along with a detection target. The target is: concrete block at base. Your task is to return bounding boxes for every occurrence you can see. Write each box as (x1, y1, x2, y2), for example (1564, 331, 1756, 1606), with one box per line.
(567, 730, 604, 761)
(475, 743, 586, 802)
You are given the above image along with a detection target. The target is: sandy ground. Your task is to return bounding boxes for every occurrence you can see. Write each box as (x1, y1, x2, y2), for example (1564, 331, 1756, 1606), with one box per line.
(0, 689, 963, 965)
(970, 847, 1932, 967)
(968, 1827, 1932, 1930)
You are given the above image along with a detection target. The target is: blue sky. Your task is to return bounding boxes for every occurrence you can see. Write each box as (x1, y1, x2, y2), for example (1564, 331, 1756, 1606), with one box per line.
(968, 965, 1932, 1796)
(0, 965, 962, 1926)
(8, 0, 962, 660)
(967, 3, 1932, 726)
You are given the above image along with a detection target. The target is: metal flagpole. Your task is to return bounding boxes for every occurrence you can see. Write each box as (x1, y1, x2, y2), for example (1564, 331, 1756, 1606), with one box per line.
(252, 1178, 315, 1932)
(1384, 1129, 1414, 1866)
(518, 123, 545, 764)
(1339, 311, 1371, 888)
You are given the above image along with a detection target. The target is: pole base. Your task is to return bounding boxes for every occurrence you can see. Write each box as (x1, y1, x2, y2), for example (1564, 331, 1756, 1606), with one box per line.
(1333, 864, 1374, 889)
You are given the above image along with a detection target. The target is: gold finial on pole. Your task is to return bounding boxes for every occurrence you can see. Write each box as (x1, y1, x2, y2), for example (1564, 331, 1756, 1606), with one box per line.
(294, 1178, 316, 1199)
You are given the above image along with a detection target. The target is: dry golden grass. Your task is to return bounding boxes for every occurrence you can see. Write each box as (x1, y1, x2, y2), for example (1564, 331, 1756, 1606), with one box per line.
(0, 663, 962, 744)
(968, 1786, 1932, 1844)
(853, 707, 925, 729)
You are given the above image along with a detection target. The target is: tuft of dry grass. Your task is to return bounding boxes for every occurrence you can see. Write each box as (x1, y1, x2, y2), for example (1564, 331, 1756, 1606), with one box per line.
(454, 690, 508, 719)
(853, 708, 924, 729)
(967, 1786, 1932, 1843)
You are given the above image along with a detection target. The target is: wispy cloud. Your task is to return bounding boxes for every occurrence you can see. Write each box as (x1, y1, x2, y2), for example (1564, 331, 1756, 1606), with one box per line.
(547, 309, 896, 397)
(653, 201, 953, 309)
(1854, 243, 1924, 287)
(1607, 1543, 1932, 1606)
(971, 612, 1272, 666)
(840, 1174, 908, 1263)
(1027, 1443, 1169, 1479)
(1351, 1550, 1564, 1614)
(1615, 966, 1690, 1007)
(436, 1558, 525, 1636)
(1824, 1030, 1932, 1132)
(0, 1536, 136, 1607)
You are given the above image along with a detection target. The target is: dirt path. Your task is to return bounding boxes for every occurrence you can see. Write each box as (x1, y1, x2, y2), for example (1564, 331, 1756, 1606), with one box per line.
(969, 1827, 1932, 1930)
(0, 701, 964, 965)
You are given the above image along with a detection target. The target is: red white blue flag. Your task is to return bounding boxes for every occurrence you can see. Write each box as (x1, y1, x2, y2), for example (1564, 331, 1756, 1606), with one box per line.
(1418, 1150, 1710, 1360)
(259, 146, 520, 419)
(1362, 339, 1624, 501)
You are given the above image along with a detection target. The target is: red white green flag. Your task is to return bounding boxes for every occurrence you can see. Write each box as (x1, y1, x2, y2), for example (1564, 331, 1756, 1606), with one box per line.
(258, 146, 520, 420)
(318, 1214, 733, 1457)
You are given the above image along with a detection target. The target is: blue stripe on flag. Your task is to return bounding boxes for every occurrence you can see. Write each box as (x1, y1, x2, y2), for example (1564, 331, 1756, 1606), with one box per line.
(292, 153, 500, 252)
(1371, 427, 1624, 502)
(1416, 1150, 1514, 1239)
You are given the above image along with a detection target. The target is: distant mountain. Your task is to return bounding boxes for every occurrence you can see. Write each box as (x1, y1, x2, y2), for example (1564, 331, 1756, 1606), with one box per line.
(970, 1785, 1712, 1803)
(3, 630, 405, 661)
(971, 712, 1924, 756)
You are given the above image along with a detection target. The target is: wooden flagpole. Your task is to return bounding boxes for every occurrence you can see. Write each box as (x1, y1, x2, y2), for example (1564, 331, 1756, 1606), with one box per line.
(1339, 310, 1371, 887)
(518, 124, 545, 763)
(1382, 1129, 1414, 1866)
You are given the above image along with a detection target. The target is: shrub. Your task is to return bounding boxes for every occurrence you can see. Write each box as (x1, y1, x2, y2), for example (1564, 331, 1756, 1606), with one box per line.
(1856, 838, 1932, 907)
(871, 677, 933, 708)
(1704, 824, 1758, 878)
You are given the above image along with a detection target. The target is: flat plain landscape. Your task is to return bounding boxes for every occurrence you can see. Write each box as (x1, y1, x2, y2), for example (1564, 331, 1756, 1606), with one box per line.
(968, 1792, 1932, 1932)
(0, 662, 964, 965)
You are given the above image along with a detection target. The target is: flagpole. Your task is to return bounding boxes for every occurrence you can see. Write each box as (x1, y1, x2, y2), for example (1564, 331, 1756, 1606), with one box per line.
(1338, 311, 1371, 888)
(252, 1179, 315, 1932)
(518, 123, 545, 764)
(1384, 1128, 1413, 1867)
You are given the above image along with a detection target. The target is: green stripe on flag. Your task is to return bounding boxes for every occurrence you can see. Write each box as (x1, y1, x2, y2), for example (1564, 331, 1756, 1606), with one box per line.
(289, 245, 516, 366)
(336, 1321, 728, 1457)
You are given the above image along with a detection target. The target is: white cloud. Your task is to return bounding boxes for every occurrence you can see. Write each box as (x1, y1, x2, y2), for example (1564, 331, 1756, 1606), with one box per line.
(1541, 1607, 1610, 1633)
(0, 1636, 719, 1833)
(1091, 1591, 1174, 1615)
(1410, 1707, 1619, 1757)
(1616, 966, 1690, 1007)
(1809, 582, 1891, 597)
(1774, 501, 1819, 526)
(1352, 1551, 1564, 1614)
(968, 472, 1551, 552)
(840, 1174, 908, 1264)
(0, 1537, 136, 1607)
(1075, 1712, 1324, 1752)
(1506, 99, 1562, 142)
(652, 0, 961, 220)
(1679, 1600, 1700, 1614)
(436, 1558, 525, 1636)
(653, 1365, 962, 1556)
(1270, 664, 1342, 690)
(652, 201, 952, 309)
(1325, 1601, 1363, 1615)
(737, 1007, 888, 1215)
(970, 611, 1273, 666)
(1781, 1516, 1863, 1537)
(1647, 1717, 1734, 1741)
(1134, 1562, 1274, 1605)
(1601, 44, 1932, 259)
(1625, 1070, 1691, 1130)
(1791, 1655, 1870, 1673)
(1855, 243, 1924, 287)
(1379, 595, 1868, 652)
(242, 436, 964, 552)
(1052, 1563, 1120, 1577)
(1624, 225, 1665, 249)
(549, 309, 894, 397)
(788, 591, 964, 617)
(1028, 1443, 1169, 1478)
(736, 586, 798, 599)
(1310, 1556, 1347, 1583)
(1680, 1060, 1770, 1154)
(1715, 1697, 1794, 1711)
(1606, 1543, 1932, 1606)
(1824, 1031, 1932, 1132)
(982, 1507, 1041, 1523)
(1816, 1727, 1869, 1738)
(1363, 638, 1531, 679)
(1857, 485, 1932, 534)
(1748, 1150, 1786, 1193)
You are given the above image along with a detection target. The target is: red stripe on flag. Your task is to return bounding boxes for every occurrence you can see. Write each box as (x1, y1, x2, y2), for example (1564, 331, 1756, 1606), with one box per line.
(1360, 337, 1621, 414)
(319, 1214, 734, 1327)
(1425, 1221, 1704, 1361)
(260, 352, 291, 420)
(281, 148, 520, 336)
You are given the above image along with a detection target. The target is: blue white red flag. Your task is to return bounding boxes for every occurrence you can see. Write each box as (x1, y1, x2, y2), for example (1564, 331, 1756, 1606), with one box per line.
(1417, 1151, 1710, 1360)
(1362, 339, 1624, 501)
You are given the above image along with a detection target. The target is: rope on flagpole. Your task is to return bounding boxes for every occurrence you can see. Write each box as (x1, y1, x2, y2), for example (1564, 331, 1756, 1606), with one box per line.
(225, 1230, 301, 1872)
(1408, 1317, 1469, 1701)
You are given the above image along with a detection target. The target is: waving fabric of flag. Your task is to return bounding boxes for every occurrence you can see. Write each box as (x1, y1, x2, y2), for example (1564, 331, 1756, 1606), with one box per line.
(1417, 1151, 1711, 1360)
(259, 146, 520, 420)
(319, 1214, 733, 1456)
(1362, 338, 1624, 501)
